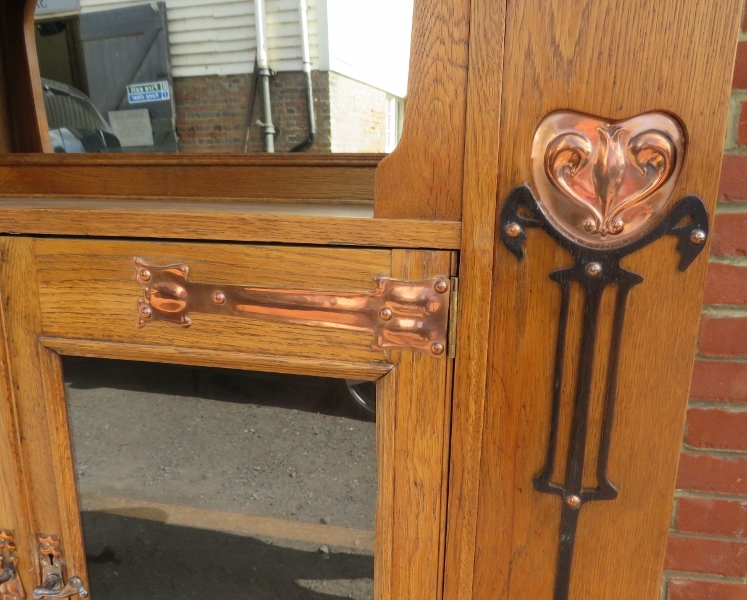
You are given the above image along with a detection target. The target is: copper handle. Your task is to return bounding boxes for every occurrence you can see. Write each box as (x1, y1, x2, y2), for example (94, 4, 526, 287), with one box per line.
(32, 575, 87, 600)
(0, 529, 25, 600)
(33, 535, 87, 600)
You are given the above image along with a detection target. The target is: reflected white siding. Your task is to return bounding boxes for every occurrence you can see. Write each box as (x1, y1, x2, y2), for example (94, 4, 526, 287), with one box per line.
(79, 0, 321, 77)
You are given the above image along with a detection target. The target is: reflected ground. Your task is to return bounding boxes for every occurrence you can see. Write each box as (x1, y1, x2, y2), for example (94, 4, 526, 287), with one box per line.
(64, 358, 376, 600)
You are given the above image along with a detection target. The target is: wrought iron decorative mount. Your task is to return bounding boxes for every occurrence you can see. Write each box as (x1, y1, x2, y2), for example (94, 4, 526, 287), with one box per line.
(134, 258, 452, 357)
(500, 111, 708, 600)
(0, 530, 25, 600)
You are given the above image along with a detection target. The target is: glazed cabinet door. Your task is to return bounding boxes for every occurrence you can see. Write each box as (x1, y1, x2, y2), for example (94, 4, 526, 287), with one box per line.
(0, 237, 455, 600)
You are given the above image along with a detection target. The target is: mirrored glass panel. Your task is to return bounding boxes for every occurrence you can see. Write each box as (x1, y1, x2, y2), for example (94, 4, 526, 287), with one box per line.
(63, 357, 377, 599)
(32, 0, 413, 154)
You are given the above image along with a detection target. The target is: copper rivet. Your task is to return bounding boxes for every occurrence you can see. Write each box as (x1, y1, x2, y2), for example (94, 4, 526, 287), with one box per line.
(505, 222, 523, 238)
(140, 306, 152, 319)
(434, 280, 449, 294)
(139, 269, 151, 282)
(690, 229, 707, 246)
(585, 262, 602, 277)
(566, 495, 581, 508)
(213, 291, 226, 305)
(609, 219, 625, 234)
(431, 342, 445, 355)
(379, 307, 393, 321)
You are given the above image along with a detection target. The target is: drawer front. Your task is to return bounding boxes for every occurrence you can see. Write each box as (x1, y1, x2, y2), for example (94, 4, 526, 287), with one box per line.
(34, 239, 396, 378)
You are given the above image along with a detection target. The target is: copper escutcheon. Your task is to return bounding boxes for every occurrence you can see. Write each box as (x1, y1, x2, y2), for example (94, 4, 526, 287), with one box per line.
(532, 110, 686, 247)
(134, 258, 451, 357)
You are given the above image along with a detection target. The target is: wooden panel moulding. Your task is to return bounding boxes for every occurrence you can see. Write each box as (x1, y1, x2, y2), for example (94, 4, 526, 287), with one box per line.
(373, 0, 470, 220)
(0, 199, 463, 248)
(0, 164, 378, 204)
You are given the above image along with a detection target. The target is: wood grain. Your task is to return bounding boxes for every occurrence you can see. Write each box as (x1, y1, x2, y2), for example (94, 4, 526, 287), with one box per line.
(33, 240, 395, 368)
(0, 0, 48, 151)
(41, 338, 393, 381)
(374, 369, 396, 600)
(0, 237, 79, 591)
(469, 1, 743, 599)
(0, 199, 461, 249)
(0, 241, 36, 596)
(388, 249, 454, 600)
(442, 0, 506, 596)
(0, 165, 377, 203)
(80, 494, 375, 551)
(373, 0, 470, 220)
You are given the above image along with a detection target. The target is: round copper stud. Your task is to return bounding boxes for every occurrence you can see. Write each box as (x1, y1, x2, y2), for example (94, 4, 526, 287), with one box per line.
(434, 280, 449, 294)
(505, 223, 523, 238)
(583, 219, 596, 233)
(431, 342, 445, 356)
(140, 306, 152, 319)
(213, 291, 226, 305)
(609, 219, 625, 235)
(585, 262, 603, 277)
(690, 229, 707, 246)
(139, 269, 152, 282)
(566, 495, 582, 508)
(379, 307, 393, 321)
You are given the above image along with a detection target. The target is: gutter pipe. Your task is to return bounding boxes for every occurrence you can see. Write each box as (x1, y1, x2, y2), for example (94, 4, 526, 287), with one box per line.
(254, 0, 276, 152)
(290, 0, 316, 152)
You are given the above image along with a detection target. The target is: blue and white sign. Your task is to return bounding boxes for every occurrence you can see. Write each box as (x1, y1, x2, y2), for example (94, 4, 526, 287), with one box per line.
(127, 81, 171, 104)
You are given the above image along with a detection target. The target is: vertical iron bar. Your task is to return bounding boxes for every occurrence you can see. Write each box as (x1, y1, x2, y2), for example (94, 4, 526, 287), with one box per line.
(552, 283, 603, 600)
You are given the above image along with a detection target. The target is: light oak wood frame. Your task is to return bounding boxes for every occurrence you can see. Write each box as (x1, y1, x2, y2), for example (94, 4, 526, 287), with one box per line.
(0, 238, 456, 600)
(0, 0, 742, 600)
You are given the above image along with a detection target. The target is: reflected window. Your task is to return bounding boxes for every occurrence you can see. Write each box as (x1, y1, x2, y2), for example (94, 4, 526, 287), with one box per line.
(32, 0, 413, 154)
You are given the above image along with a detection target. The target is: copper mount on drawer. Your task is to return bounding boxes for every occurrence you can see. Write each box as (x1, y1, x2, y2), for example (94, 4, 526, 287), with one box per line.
(134, 257, 452, 357)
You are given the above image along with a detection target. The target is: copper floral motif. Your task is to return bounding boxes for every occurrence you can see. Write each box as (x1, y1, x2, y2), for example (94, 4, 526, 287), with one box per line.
(532, 111, 686, 247)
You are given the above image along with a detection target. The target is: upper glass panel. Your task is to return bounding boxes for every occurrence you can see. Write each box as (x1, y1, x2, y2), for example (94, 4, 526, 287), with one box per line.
(33, 0, 413, 154)
(64, 357, 378, 599)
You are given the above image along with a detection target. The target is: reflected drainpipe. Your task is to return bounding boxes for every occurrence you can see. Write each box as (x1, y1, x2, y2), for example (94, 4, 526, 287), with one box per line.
(254, 0, 276, 152)
(290, 0, 316, 152)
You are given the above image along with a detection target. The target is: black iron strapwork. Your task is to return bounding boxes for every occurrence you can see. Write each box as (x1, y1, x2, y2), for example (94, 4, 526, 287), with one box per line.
(499, 184, 709, 600)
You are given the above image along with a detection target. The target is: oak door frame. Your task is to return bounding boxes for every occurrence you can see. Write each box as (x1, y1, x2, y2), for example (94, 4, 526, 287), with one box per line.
(0, 237, 456, 600)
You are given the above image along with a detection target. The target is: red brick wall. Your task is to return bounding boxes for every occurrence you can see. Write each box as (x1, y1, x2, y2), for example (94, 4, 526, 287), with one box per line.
(663, 6, 747, 598)
(173, 72, 331, 153)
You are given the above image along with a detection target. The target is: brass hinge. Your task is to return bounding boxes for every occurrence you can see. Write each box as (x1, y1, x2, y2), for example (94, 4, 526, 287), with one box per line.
(447, 277, 458, 358)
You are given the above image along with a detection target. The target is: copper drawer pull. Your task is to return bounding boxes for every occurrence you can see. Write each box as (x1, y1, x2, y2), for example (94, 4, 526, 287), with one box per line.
(135, 258, 453, 357)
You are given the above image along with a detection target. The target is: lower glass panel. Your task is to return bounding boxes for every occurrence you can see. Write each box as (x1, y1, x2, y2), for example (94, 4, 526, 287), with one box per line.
(63, 357, 377, 600)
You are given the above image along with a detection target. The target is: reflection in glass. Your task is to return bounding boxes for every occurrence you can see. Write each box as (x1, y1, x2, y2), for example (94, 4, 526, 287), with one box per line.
(63, 358, 376, 599)
(33, 0, 413, 154)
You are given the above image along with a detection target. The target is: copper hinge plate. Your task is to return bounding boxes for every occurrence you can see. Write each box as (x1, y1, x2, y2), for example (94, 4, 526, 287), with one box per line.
(135, 258, 452, 357)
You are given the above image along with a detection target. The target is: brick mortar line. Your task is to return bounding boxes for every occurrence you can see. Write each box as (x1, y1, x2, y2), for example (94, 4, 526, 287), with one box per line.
(680, 445, 747, 458)
(668, 529, 747, 543)
(662, 570, 747, 585)
(675, 489, 747, 502)
(709, 255, 747, 266)
(694, 354, 747, 363)
(716, 201, 747, 213)
(701, 306, 747, 317)
(683, 443, 747, 454)
(687, 399, 747, 412)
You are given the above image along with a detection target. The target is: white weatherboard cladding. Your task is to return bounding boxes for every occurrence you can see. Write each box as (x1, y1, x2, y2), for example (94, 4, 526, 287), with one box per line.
(79, 0, 320, 77)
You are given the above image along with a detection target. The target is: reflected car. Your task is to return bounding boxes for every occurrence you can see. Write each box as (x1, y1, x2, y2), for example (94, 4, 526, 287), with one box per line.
(41, 78, 122, 153)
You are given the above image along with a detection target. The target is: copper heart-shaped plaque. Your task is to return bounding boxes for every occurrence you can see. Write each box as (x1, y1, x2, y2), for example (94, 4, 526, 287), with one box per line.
(531, 111, 686, 247)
